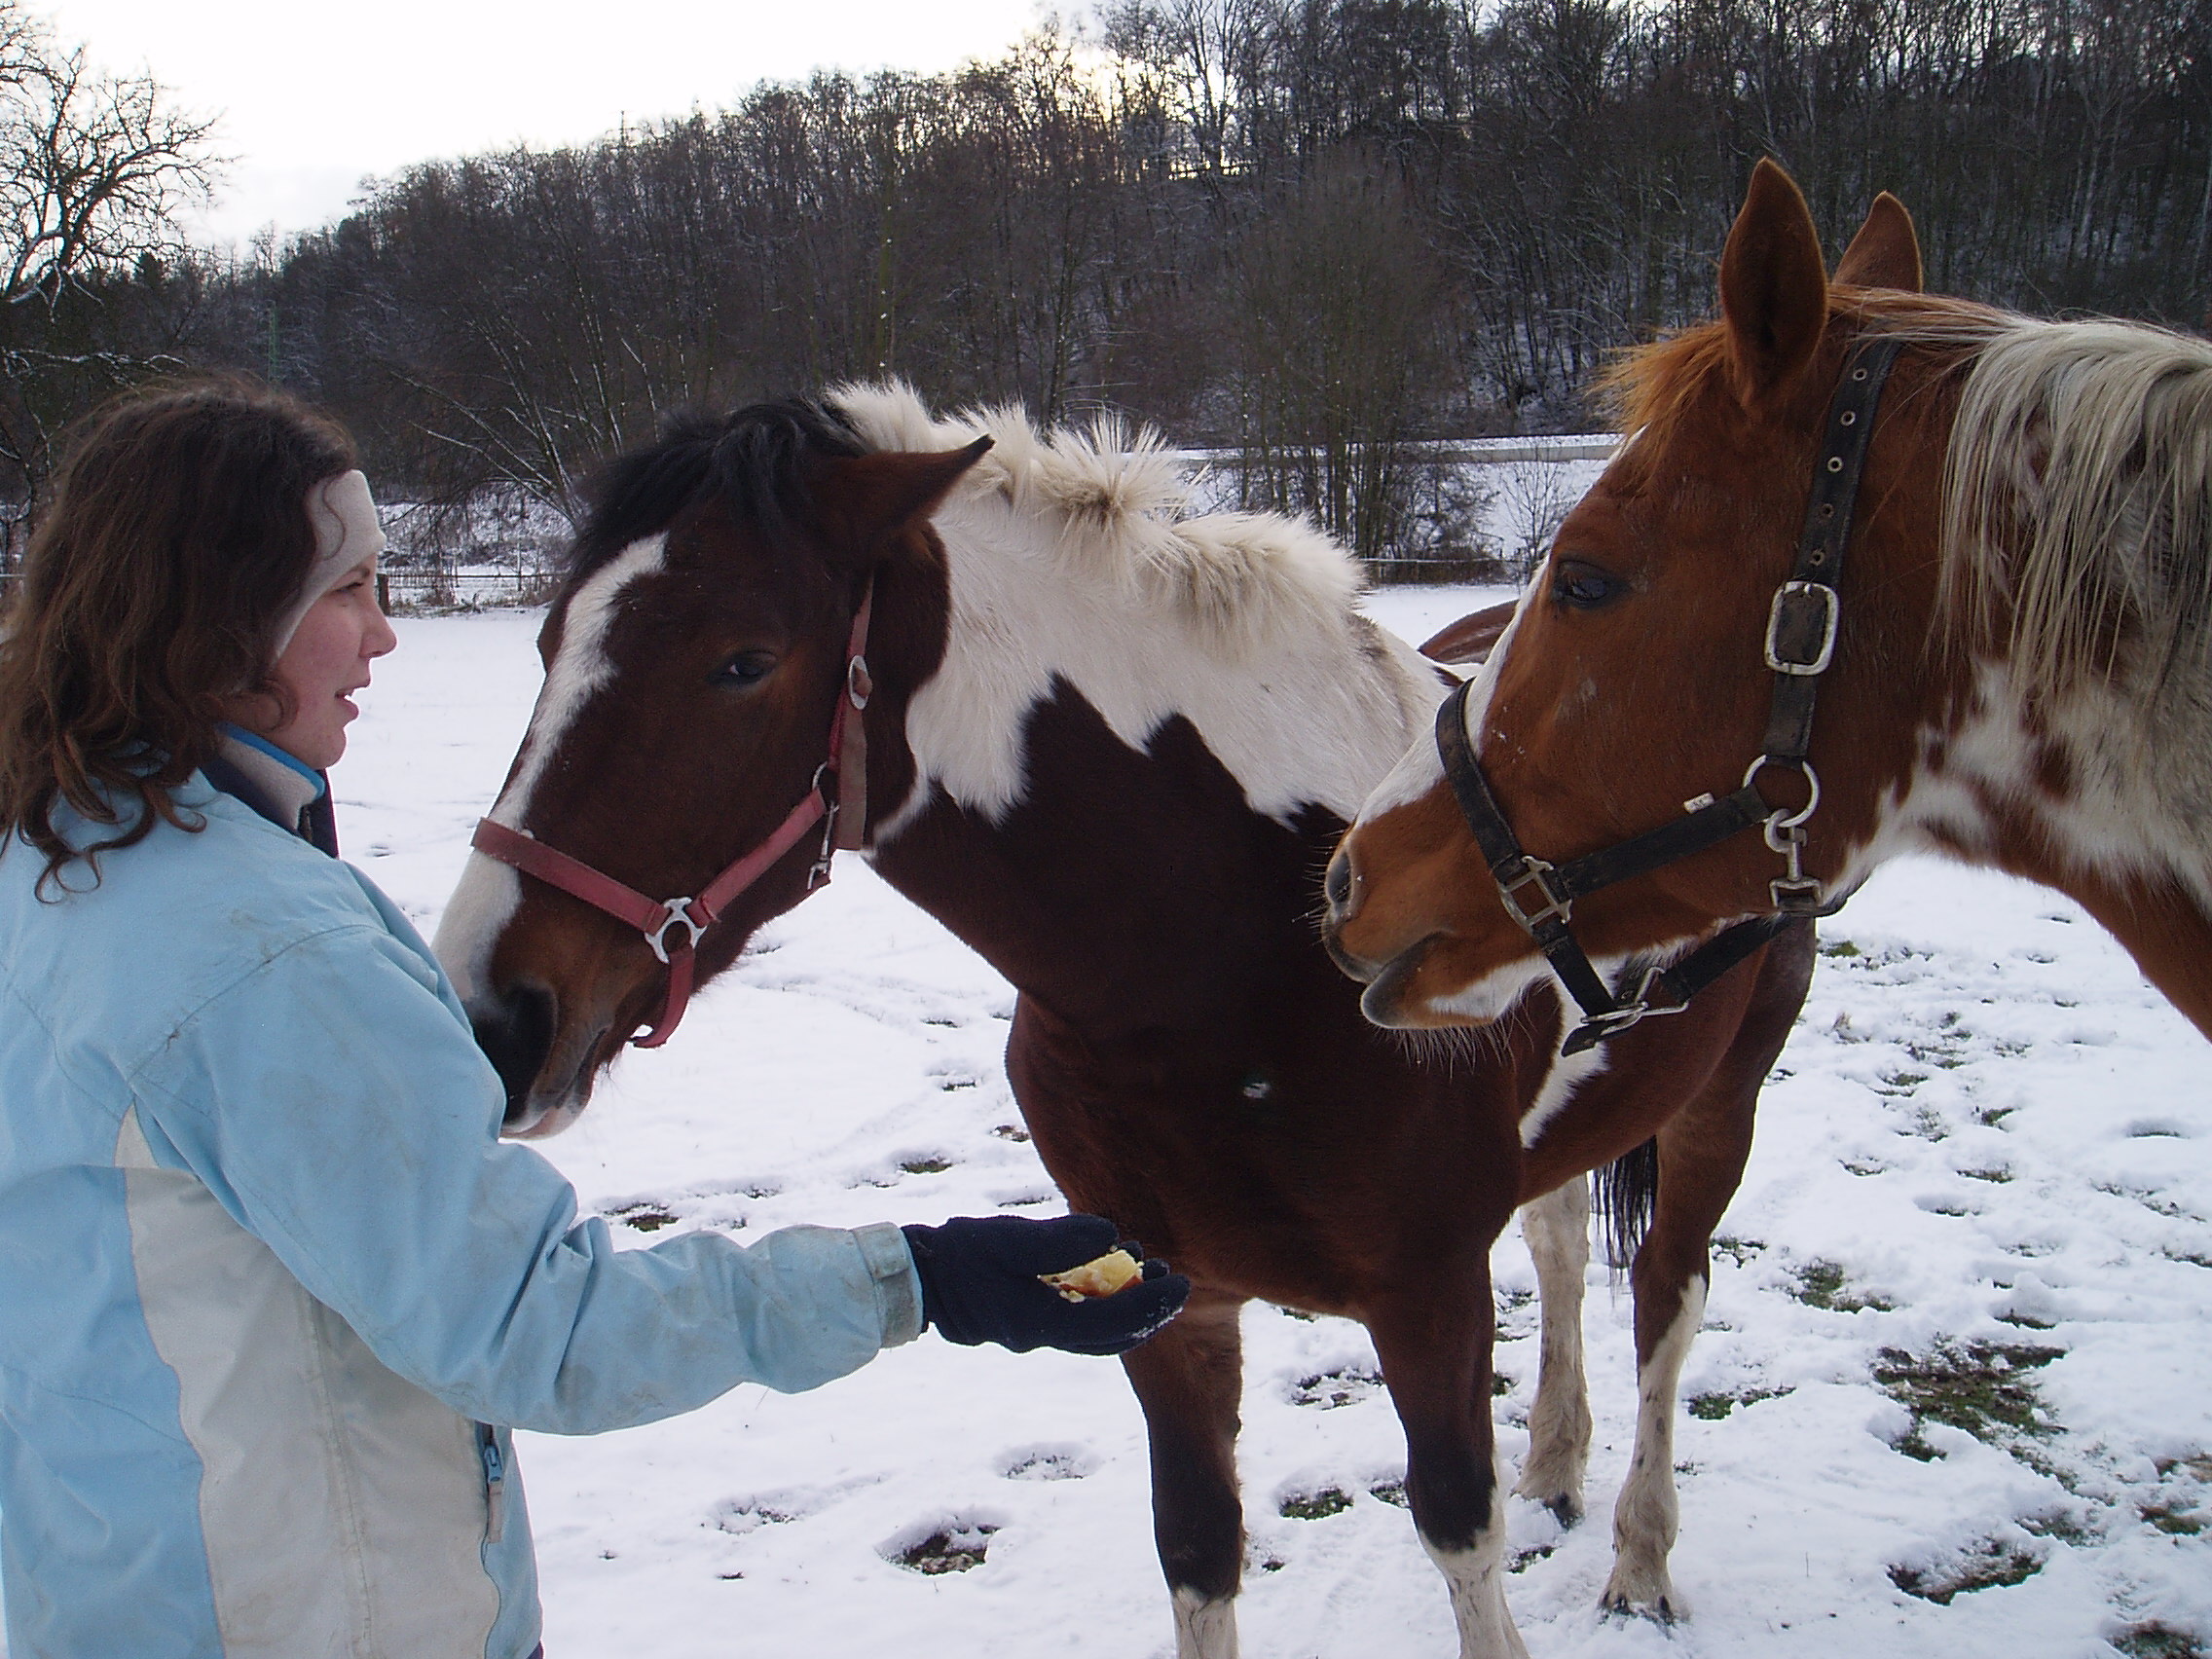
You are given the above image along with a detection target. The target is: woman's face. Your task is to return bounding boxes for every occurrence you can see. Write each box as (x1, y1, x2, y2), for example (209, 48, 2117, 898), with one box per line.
(234, 557, 398, 768)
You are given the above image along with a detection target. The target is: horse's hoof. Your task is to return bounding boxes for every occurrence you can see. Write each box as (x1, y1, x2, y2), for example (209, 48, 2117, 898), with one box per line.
(1542, 1493, 1583, 1529)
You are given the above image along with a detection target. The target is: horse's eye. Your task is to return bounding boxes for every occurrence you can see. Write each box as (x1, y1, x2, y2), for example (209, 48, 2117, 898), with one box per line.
(1551, 559, 1622, 610)
(713, 651, 778, 687)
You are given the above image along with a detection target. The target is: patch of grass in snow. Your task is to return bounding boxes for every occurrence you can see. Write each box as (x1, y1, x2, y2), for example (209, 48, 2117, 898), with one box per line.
(1369, 1480, 1408, 1507)
(2112, 1622, 2208, 1658)
(1874, 1339, 2064, 1458)
(2142, 1501, 2205, 1535)
(1887, 1536, 2044, 1604)
(1712, 1235, 1764, 1268)
(2165, 1248, 2212, 1270)
(988, 1122, 1031, 1142)
(1962, 1165, 2014, 1183)
(1791, 1260, 1897, 1312)
(1279, 1488, 1353, 1520)
(1508, 1544, 1554, 1572)
(610, 1203, 679, 1232)
(1687, 1386, 1792, 1420)
(1289, 1368, 1383, 1410)
(898, 1157, 953, 1174)
(1820, 940, 1863, 958)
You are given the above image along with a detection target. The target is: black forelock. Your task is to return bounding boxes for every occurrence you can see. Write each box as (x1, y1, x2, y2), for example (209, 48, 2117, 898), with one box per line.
(562, 396, 869, 586)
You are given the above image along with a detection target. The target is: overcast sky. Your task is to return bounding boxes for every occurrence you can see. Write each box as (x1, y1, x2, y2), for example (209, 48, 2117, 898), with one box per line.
(49, 0, 1055, 246)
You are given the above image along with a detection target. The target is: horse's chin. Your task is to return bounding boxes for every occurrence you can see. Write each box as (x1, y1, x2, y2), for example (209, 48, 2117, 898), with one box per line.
(1359, 938, 1552, 1030)
(503, 1094, 589, 1139)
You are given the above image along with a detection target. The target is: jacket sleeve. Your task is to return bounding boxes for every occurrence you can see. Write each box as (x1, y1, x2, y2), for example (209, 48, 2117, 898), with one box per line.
(123, 919, 923, 1435)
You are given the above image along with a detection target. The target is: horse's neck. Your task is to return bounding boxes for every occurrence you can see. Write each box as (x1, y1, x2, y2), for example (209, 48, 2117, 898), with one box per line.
(2012, 849, 2212, 1044)
(866, 523, 1433, 1043)
(870, 682, 1354, 1044)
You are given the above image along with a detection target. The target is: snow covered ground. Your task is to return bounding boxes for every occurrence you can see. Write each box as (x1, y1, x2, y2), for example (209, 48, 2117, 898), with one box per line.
(24, 583, 2208, 1658)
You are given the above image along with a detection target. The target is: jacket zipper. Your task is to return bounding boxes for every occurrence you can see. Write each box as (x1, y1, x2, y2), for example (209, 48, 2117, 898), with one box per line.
(477, 1424, 506, 1544)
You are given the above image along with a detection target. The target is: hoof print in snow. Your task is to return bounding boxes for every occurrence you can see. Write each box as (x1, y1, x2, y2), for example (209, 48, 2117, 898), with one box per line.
(610, 1203, 680, 1233)
(714, 1497, 802, 1535)
(989, 1123, 1031, 1142)
(1277, 1487, 1352, 1520)
(1000, 1444, 1098, 1482)
(1887, 1535, 2044, 1604)
(899, 1156, 954, 1175)
(1289, 1367, 1382, 1409)
(888, 1520, 1000, 1575)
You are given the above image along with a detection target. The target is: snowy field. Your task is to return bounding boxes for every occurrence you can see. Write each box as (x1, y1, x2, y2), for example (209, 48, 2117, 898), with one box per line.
(22, 584, 2208, 1657)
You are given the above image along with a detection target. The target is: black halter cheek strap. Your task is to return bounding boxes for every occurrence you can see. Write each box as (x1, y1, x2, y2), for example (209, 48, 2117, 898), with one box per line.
(1435, 335, 1905, 1055)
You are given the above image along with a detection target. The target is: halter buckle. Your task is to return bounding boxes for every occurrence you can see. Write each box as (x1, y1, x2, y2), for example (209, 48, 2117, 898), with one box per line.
(645, 901, 705, 964)
(1497, 856, 1572, 931)
(1764, 581, 1838, 676)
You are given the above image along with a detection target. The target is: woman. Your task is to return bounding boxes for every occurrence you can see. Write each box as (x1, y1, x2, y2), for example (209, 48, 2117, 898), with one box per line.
(0, 380, 1186, 1659)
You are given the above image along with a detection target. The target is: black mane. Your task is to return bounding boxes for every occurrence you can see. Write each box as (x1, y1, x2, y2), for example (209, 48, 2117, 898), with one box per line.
(563, 396, 867, 586)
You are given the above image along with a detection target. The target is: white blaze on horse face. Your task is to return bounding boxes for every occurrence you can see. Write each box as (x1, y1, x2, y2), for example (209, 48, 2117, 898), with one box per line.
(432, 535, 668, 1001)
(1355, 586, 1533, 828)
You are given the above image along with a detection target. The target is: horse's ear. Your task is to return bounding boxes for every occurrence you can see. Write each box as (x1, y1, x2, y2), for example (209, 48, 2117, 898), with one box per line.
(1833, 191, 1923, 292)
(1719, 159, 1829, 410)
(816, 436, 993, 556)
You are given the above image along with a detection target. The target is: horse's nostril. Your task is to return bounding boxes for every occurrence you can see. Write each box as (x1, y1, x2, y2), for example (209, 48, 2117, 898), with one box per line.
(1323, 846, 1355, 917)
(470, 982, 557, 1123)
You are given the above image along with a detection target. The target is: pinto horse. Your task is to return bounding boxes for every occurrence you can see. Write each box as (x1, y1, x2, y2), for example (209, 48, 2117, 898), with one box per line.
(431, 387, 1813, 1657)
(1324, 160, 2212, 1048)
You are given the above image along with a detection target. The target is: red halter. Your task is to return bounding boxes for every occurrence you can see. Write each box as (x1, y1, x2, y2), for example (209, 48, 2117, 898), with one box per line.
(470, 582, 875, 1049)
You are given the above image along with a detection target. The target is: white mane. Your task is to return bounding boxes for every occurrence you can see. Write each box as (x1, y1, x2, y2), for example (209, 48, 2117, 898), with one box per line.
(830, 381, 1444, 831)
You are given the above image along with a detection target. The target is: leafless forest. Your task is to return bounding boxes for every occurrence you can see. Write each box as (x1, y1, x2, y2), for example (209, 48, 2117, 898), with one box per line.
(3, 0, 2209, 571)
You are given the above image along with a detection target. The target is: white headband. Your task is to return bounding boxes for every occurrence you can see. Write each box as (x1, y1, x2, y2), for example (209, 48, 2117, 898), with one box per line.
(273, 470, 387, 657)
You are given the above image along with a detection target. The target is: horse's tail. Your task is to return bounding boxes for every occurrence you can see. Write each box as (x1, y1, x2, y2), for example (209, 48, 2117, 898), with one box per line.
(1591, 1138, 1659, 1272)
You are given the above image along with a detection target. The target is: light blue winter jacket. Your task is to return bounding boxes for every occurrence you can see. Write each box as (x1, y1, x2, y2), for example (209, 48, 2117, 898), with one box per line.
(0, 777, 923, 1659)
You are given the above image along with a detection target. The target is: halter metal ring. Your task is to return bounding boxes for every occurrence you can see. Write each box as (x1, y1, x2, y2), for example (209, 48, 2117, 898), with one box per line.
(645, 900, 705, 964)
(1744, 754, 1821, 833)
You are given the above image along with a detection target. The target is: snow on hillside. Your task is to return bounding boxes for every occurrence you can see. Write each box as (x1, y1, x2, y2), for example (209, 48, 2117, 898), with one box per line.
(20, 587, 2204, 1659)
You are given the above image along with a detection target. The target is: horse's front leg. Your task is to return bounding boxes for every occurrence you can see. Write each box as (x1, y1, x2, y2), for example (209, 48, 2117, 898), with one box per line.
(1601, 1091, 1757, 1620)
(1122, 1289, 1247, 1659)
(1369, 1269, 1531, 1659)
(1513, 1174, 1592, 1525)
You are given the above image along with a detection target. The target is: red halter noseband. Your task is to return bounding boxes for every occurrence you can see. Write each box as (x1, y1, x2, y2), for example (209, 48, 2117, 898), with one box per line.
(470, 581, 875, 1049)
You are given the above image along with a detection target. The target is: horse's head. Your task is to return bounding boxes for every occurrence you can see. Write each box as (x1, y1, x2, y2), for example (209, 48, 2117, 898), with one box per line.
(435, 400, 987, 1134)
(1324, 161, 1957, 1029)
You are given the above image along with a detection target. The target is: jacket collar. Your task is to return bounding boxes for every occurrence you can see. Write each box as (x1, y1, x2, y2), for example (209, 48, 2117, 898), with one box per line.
(208, 725, 339, 857)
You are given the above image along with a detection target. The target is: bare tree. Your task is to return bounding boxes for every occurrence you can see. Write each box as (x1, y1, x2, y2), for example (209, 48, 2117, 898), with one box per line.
(0, 2, 218, 546)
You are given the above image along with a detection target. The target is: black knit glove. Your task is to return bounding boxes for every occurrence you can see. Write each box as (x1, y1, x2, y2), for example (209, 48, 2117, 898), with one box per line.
(901, 1214, 1190, 1356)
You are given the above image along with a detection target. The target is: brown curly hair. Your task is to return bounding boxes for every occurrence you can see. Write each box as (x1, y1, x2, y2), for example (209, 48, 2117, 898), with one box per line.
(0, 377, 358, 893)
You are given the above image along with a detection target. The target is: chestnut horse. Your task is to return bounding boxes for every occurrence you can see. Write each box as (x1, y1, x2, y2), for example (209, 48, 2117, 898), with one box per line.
(432, 386, 1813, 1656)
(1325, 160, 2212, 1048)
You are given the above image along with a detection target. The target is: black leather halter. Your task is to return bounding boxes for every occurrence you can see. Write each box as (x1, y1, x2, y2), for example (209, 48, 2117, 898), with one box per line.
(1436, 336, 1904, 1055)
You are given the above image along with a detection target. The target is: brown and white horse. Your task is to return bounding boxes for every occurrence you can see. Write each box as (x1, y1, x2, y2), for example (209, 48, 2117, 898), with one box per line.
(1324, 161, 2212, 1047)
(432, 387, 1814, 1656)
